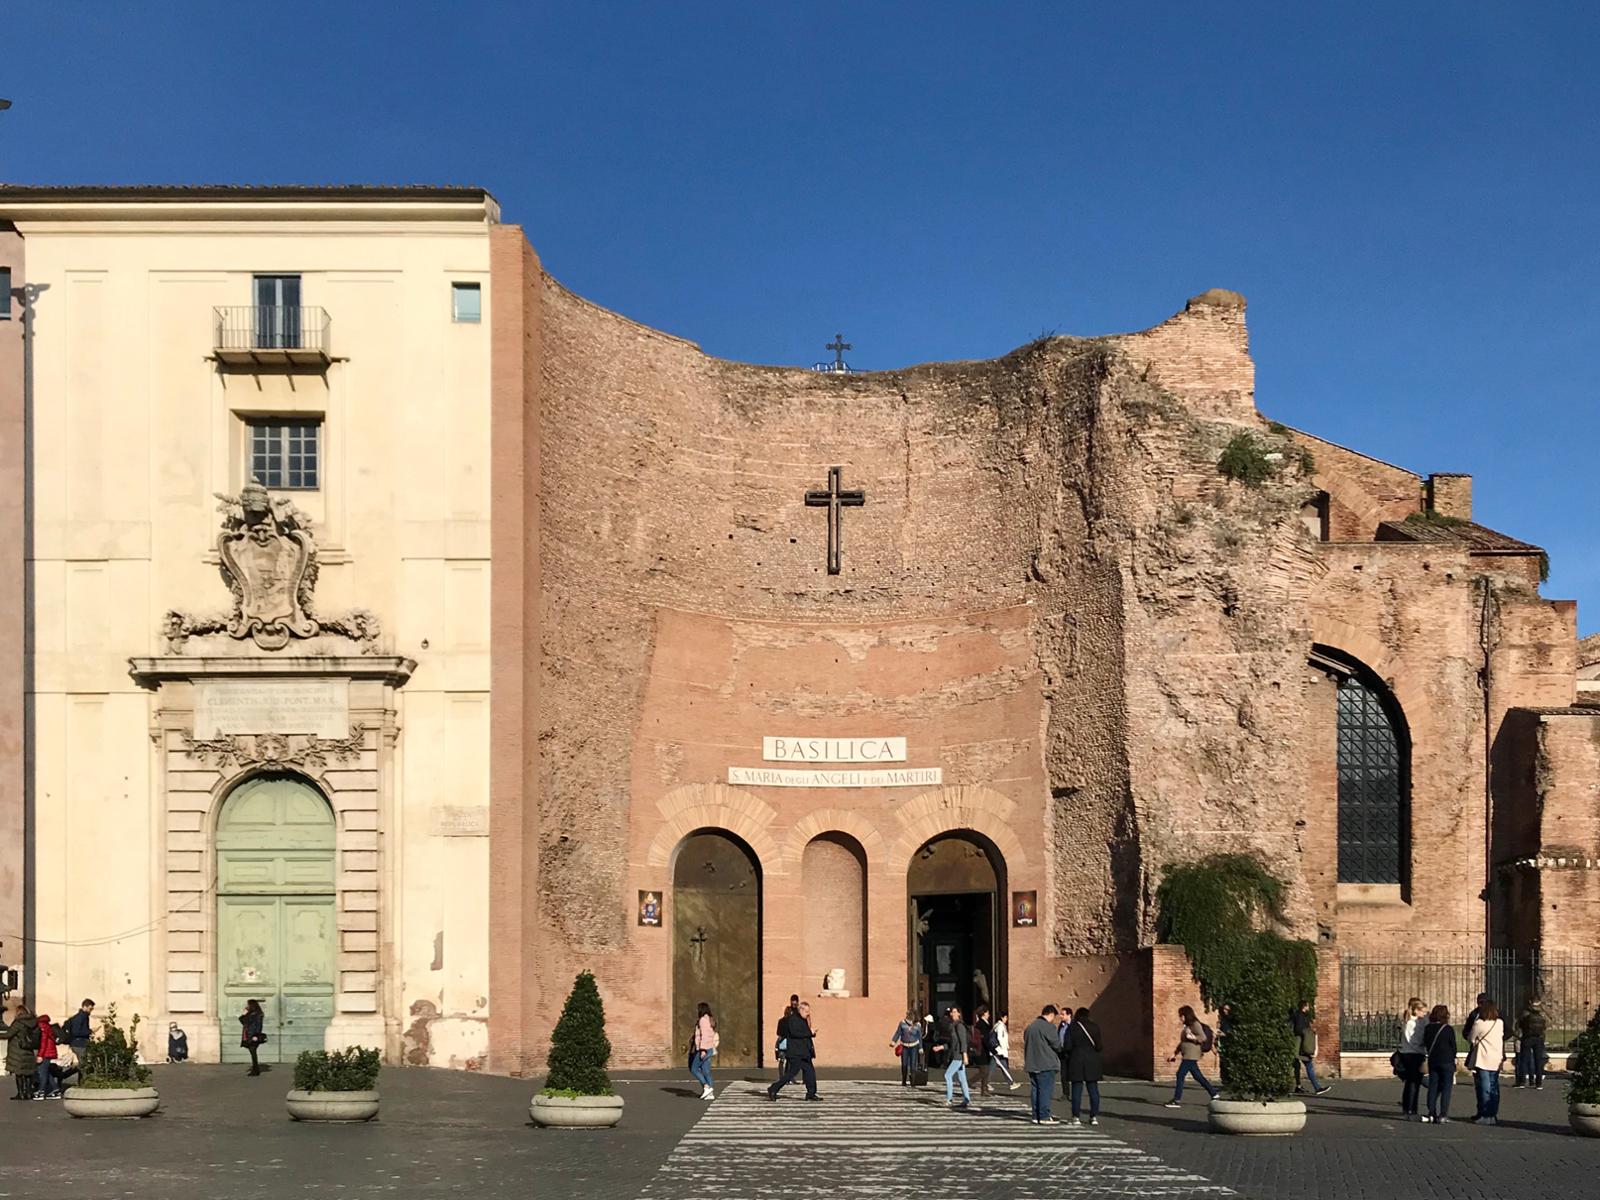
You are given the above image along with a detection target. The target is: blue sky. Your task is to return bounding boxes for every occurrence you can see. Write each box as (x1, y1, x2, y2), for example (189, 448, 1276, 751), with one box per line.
(5, 3, 1597, 630)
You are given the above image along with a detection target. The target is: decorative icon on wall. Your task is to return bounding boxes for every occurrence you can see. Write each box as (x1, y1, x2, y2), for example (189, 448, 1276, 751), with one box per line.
(1012, 891, 1037, 927)
(638, 891, 662, 927)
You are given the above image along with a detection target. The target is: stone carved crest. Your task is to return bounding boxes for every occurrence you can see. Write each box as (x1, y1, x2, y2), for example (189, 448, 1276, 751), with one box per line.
(162, 480, 381, 653)
(182, 728, 366, 773)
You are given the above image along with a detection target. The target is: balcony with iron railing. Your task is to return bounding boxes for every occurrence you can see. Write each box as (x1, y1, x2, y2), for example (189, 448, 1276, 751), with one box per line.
(213, 305, 332, 366)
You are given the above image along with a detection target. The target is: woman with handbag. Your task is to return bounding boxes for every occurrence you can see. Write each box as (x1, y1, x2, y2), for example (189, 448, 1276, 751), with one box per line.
(1066, 1007, 1104, 1125)
(239, 999, 266, 1077)
(1423, 1004, 1457, 1123)
(689, 1001, 718, 1100)
(891, 1010, 923, 1086)
(1396, 996, 1428, 1120)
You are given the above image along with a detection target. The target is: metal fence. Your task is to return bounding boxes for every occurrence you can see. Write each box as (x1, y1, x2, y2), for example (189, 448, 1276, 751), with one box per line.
(1340, 949, 1600, 1052)
(214, 305, 331, 354)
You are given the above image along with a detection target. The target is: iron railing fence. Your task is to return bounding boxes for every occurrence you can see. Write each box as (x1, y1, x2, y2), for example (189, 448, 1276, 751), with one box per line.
(214, 305, 331, 354)
(1341, 949, 1600, 1052)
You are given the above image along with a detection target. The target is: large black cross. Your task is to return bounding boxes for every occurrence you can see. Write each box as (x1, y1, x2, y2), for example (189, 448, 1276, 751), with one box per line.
(804, 466, 866, 575)
(825, 332, 852, 370)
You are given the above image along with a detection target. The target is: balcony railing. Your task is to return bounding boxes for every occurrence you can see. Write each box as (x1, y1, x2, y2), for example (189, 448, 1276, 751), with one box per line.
(213, 306, 332, 366)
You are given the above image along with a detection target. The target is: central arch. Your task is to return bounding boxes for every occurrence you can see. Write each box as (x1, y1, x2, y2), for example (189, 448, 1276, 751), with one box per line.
(907, 830, 1007, 1023)
(672, 829, 763, 1067)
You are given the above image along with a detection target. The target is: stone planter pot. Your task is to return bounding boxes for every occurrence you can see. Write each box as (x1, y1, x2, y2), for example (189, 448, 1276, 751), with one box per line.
(1570, 1103, 1600, 1137)
(286, 1089, 381, 1122)
(529, 1093, 624, 1129)
(62, 1087, 161, 1119)
(1207, 1098, 1307, 1136)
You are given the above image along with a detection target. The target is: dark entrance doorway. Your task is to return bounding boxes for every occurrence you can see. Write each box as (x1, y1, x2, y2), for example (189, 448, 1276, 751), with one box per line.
(907, 832, 1005, 1022)
(673, 830, 762, 1067)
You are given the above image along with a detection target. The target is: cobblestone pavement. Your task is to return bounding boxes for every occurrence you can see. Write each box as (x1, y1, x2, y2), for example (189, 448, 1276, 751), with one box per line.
(2, 1066, 1596, 1199)
(640, 1079, 1231, 1198)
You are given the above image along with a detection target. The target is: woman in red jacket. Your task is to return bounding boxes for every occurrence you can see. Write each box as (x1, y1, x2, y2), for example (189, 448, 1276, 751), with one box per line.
(34, 1014, 60, 1099)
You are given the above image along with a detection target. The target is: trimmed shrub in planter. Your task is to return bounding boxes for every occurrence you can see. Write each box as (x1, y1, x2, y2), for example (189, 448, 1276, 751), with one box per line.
(531, 970, 623, 1129)
(286, 1046, 381, 1122)
(1567, 1005, 1600, 1136)
(65, 1006, 160, 1119)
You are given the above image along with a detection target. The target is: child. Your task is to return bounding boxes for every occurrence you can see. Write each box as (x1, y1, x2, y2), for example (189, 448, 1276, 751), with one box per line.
(34, 1013, 60, 1099)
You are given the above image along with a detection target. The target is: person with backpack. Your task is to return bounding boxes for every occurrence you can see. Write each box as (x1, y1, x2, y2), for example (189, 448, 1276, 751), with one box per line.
(1396, 996, 1428, 1120)
(891, 1009, 924, 1086)
(59, 999, 94, 1068)
(970, 1004, 995, 1097)
(1515, 998, 1548, 1090)
(774, 994, 799, 1079)
(1, 998, 41, 1100)
(1066, 1006, 1104, 1125)
(1465, 999, 1505, 1125)
(1164, 1004, 1217, 1107)
(1023, 1004, 1063, 1125)
(1422, 1004, 1458, 1123)
(990, 1012, 1020, 1089)
(1291, 1001, 1331, 1096)
(689, 1001, 719, 1100)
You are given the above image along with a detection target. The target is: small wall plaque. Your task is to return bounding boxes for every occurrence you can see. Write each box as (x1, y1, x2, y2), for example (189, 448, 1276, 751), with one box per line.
(638, 890, 662, 927)
(1012, 891, 1037, 927)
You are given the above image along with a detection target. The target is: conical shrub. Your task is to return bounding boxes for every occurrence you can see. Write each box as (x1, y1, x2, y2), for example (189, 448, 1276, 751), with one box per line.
(542, 970, 614, 1096)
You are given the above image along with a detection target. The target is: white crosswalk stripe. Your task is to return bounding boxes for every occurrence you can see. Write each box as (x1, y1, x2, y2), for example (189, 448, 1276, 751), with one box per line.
(639, 1080, 1233, 1198)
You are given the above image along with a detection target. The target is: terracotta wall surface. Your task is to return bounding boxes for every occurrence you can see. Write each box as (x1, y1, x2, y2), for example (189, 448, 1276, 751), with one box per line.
(0, 227, 22, 982)
(1292, 431, 1424, 541)
(480, 248, 1588, 1073)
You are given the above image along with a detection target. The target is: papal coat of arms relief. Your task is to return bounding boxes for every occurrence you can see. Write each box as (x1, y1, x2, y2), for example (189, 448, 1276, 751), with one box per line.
(162, 479, 380, 653)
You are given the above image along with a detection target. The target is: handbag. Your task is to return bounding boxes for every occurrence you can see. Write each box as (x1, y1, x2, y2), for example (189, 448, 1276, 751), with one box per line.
(893, 1044, 903, 1057)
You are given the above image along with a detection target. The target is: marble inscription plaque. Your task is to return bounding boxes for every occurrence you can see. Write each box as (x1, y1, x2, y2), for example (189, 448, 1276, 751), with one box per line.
(762, 736, 907, 763)
(430, 806, 490, 837)
(194, 679, 350, 739)
(728, 766, 941, 788)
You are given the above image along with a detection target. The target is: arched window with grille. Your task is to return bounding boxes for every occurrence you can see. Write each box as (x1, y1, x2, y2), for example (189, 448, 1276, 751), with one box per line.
(1332, 662, 1410, 886)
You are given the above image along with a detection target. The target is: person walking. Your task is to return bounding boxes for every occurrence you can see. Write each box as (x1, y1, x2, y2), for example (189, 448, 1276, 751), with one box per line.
(33, 1013, 60, 1100)
(892, 1010, 924, 1086)
(1396, 997, 1428, 1120)
(991, 1013, 1020, 1089)
(59, 999, 94, 1071)
(767, 1000, 820, 1102)
(239, 999, 266, 1076)
(1466, 999, 1504, 1125)
(1023, 1005, 1062, 1125)
(937, 1004, 972, 1108)
(971, 1004, 995, 1098)
(1291, 1001, 1331, 1096)
(1066, 1007, 1104, 1125)
(689, 1001, 719, 1100)
(1515, 998, 1548, 1090)
(1422, 1004, 1457, 1123)
(774, 995, 798, 1079)
(1164, 1005, 1217, 1107)
(1, 999, 40, 1100)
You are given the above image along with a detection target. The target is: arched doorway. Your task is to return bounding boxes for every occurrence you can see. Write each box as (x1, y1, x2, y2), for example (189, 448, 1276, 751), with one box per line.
(216, 772, 336, 1064)
(907, 832, 1006, 1022)
(672, 830, 761, 1067)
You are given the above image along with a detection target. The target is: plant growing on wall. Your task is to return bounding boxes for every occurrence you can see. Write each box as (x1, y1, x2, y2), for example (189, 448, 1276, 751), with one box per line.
(294, 1046, 381, 1093)
(1157, 853, 1318, 1101)
(1217, 433, 1274, 487)
(79, 1005, 153, 1089)
(540, 970, 615, 1097)
(1567, 1005, 1600, 1107)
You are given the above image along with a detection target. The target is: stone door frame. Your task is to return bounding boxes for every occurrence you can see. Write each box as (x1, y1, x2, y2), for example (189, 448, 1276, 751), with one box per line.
(130, 654, 414, 1063)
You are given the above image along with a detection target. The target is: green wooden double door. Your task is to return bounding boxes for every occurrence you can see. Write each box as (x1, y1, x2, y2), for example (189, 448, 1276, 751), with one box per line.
(217, 773, 337, 1065)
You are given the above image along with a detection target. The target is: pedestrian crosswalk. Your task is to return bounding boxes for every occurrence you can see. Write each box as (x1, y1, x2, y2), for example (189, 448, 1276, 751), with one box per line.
(637, 1080, 1233, 1198)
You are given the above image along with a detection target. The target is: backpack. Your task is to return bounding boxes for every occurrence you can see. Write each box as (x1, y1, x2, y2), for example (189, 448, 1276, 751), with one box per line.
(17, 1022, 41, 1052)
(983, 1025, 1000, 1055)
(1198, 1023, 1216, 1055)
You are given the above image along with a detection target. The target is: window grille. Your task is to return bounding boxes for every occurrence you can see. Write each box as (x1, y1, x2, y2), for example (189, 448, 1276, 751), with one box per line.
(1336, 673, 1406, 884)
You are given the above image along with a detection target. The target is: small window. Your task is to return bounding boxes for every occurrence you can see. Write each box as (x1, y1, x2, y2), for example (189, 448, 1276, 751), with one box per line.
(452, 282, 481, 323)
(248, 419, 321, 490)
(0, 267, 11, 320)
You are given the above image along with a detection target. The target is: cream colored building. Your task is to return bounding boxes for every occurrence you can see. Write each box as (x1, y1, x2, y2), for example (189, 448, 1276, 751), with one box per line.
(0, 186, 498, 1066)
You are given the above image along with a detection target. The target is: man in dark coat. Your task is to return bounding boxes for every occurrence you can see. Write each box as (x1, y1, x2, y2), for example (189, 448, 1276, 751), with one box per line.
(767, 1001, 820, 1102)
(59, 999, 94, 1071)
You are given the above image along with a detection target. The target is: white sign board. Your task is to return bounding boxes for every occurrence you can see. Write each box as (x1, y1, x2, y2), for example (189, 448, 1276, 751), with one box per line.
(194, 679, 350, 739)
(430, 806, 490, 837)
(762, 736, 907, 763)
(728, 766, 941, 789)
